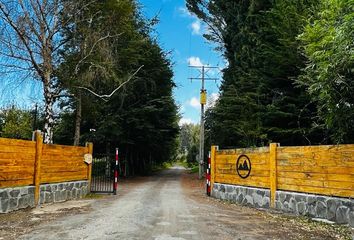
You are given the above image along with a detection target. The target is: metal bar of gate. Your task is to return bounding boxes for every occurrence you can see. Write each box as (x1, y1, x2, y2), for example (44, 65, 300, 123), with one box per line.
(90, 154, 115, 194)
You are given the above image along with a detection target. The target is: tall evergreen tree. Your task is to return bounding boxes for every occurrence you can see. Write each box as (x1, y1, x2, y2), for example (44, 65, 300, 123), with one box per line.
(55, 0, 179, 175)
(188, 0, 323, 147)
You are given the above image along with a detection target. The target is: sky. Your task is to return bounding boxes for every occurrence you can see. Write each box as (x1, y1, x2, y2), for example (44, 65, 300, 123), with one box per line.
(0, 0, 224, 125)
(140, 0, 223, 125)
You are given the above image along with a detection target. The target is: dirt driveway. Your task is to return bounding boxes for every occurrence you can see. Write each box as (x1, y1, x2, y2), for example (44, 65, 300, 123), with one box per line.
(1, 167, 352, 240)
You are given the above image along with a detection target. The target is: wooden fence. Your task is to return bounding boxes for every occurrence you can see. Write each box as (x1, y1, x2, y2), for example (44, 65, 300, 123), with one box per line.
(210, 143, 354, 207)
(0, 132, 93, 204)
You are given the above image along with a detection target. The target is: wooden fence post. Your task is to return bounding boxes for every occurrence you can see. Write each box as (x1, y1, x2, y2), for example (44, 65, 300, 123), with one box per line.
(34, 131, 43, 206)
(210, 145, 218, 194)
(269, 143, 278, 208)
(86, 142, 93, 192)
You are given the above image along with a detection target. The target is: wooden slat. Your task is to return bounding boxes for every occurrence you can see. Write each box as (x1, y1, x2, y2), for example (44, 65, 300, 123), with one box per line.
(215, 176, 269, 189)
(42, 166, 87, 173)
(41, 175, 88, 184)
(43, 145, 87, 155)
(277, 171, 353, 182)
(41, 171, 87, 179)
(217, 147, 270, 155)
(215, 168, 269, 177)
(0, 146, 35, 154)
(0, 137, 35, 146)
(278, 177, 353, 190)
(0, 179, 33, 188)
(0, 161, 35, 168)
(278, 165, 354, 174)
(0, 172, 33, 181)
(42, 160, 86, 166)
(0, 152, 35, 159)
(42, 151, 85, 157)
(215, 174, 270, 187)
(41, 157, 84, 163)
(278, 183, 354, 198)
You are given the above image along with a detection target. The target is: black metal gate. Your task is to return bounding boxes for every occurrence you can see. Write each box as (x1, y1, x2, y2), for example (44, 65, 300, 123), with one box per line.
(90, 154, 115, 193)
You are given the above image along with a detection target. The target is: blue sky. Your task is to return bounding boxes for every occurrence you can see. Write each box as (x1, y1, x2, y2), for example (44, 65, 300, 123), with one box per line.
(0, 0, 224, 125)
(140, 0, 223, 125)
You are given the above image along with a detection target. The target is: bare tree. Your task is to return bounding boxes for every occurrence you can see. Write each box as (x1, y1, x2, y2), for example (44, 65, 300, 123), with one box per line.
(0, 1, 141, 145)
(0, 0, 73, 143)
(0, 0, 105, 144)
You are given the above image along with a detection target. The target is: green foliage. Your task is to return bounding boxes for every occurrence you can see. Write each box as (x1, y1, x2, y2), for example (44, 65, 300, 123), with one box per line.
(178, 123, 199, 153)
(55, 0, 179, 175)
(187, 144, 198, 166)
(188, 0, 323, 148)
(0, 106, 33, 140)
(178, 123, 200, 166)
(298, 0, 354, 143)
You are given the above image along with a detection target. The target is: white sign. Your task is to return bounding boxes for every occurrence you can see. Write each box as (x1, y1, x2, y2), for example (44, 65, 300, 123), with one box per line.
(84, 154, 93, 164)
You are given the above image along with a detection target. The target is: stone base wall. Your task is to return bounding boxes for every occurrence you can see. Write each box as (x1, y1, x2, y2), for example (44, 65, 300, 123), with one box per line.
(0, 186, 35, 213)
(0, 180, 89, 213)
(275, 190, 354, 226)
(212, 183, 270, 209)
(212, 183, 354, 227)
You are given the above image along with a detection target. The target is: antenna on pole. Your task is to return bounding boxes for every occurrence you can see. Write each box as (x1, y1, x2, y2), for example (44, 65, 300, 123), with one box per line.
(188, 65, 219, 179)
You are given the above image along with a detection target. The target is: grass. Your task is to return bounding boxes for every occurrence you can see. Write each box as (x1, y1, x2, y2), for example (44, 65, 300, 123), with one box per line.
(189, 165, 199, 173)
(151, 161, 173, 172)
(175, 159, 199, 174)
(84, 193, 105, 199)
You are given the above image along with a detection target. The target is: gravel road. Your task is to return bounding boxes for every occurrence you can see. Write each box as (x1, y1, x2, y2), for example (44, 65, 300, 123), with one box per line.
(19, 167, 352, 240)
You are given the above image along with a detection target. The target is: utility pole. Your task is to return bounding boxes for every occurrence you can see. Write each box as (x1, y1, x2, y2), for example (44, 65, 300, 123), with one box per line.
(189, 65, 219, 179)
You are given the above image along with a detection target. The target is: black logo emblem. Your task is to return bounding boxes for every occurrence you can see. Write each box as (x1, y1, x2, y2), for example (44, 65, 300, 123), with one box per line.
(236, 155, 251, 179)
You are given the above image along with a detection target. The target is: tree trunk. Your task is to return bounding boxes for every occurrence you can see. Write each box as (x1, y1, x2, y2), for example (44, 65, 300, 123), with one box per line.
(73, 92, 82, 146)
(43, 81, 54, 144)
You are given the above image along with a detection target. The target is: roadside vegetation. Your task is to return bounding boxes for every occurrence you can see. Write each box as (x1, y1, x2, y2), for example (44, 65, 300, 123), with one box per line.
(0, 0, 179, 176)
(187, 0, 354, 149)
(176, 123, 200, 173)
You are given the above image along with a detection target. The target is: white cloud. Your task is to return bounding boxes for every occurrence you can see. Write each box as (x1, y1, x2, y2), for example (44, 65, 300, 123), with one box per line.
(177, 6, 205, 35)
(191, 20, 201, 35)
(189, 97, 200, 109)
(179, 118, 194, 126)
(188, 56, 203, 67)
(178, 7, 192, 17)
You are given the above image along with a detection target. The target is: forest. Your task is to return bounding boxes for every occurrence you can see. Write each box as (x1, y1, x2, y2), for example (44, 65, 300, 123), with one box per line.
(0, 0, 353, 174)
(0, 0, 179, 175)
(187, 0, 354, 149)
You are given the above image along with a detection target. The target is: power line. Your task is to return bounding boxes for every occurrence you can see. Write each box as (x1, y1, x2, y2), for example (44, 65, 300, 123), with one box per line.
(188, 65, 219, 179)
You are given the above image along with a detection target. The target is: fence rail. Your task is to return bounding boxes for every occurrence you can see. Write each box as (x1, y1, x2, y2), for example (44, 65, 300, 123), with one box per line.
(0, 132, 93, 205)
(211, 143, 354, 207)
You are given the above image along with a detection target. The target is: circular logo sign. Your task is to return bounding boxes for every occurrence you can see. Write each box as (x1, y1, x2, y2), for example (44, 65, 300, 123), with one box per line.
(236, 155, 251, 179)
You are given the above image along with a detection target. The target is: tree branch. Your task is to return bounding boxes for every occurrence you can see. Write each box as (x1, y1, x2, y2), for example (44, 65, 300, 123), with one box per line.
(76, 65, 144, 101)
(74, 33, 124, 74)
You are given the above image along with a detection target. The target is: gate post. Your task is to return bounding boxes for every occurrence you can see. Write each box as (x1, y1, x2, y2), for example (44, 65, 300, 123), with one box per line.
(210, 145, 218, 195)
(206, 151, 211, 196)
(113, 148, 119, 195)
(86, 142, 93, 193)
(34, 131, 43, 206)
(270, 143, 278, 208)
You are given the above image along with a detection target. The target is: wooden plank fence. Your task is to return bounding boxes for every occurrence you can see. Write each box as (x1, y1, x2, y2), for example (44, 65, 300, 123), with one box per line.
(210, 143, 354, 207)
(0, 132, 93, 205)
